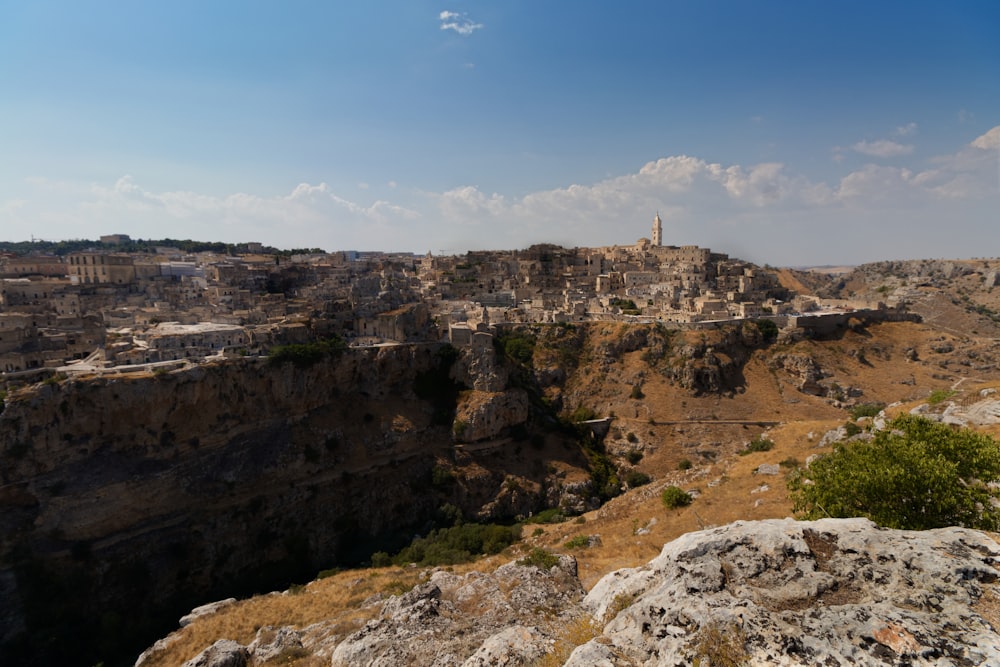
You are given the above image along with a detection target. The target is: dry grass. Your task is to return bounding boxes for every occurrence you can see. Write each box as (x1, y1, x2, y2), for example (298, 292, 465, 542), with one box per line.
(532, 615, 600, 667)
(139, 563, 491, 666)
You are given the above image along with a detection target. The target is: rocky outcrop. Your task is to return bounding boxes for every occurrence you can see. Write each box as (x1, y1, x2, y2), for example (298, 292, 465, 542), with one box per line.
(0, 343, 578, 666)
(770, 352, 828, 395)
(571, 518, 1000, 666)
(336, 556, 584, 665)
(454, 390, 530, 443)
(155, 519, 1000, 666)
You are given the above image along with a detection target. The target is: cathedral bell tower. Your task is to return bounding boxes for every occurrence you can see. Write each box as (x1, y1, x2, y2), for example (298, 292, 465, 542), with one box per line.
(652, 211, 662, 247)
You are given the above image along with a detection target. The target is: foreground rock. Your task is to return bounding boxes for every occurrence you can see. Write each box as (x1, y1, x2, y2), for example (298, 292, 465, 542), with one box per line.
(151, 518, 1000, 666)
(572, 518, 1000, 666)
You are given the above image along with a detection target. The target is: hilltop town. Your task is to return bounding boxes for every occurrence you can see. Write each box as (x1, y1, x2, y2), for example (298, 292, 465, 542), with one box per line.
(1, 215, 891, 377)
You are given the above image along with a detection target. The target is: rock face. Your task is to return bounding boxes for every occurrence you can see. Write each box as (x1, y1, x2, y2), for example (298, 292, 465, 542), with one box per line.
(0, 344, 586, 666)
(571, 518, 1000, 666)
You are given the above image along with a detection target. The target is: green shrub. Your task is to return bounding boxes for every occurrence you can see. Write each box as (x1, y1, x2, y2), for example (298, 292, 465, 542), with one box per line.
(753, 319, 779, 341)
(624, 470, 651, 488)
(677, 458, 693, 470)
(626, 449, 644, 465)
(630, 384, 644, 400)
(392, 523, 522, 566)
(843, 421, 862, 437)
(849, 402, 885, 420)
(739, 436, 773, 455)
(662, 486, 692, 509)
(268, 335, 347, 368)
(518, 547, 560, 569)
(370, 552, 392, 568)
(524, 508, 567, 524)
(564, 535, 590, 549)
(497, 332, 536, 365)
(788, 415, 1000, 530)
(571, 405, 598, 422)
(928, 388, 957, 405)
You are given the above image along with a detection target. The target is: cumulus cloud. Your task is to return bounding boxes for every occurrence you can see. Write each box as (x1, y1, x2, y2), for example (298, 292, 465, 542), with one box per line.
(439, 10, 483, 36)
(852, 139, 914, 158)
(894, 122, 918, 137)
(971, 125, 1000, 150)
(7, 124, 1000, 265)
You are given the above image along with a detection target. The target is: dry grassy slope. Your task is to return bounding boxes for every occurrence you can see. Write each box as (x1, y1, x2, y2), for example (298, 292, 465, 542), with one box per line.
(157, 319, 1000, 665)
(523, 319, 1000, 588)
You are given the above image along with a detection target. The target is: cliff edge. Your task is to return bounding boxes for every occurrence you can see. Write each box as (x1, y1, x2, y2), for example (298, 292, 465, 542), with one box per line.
(155, 518, 1000, 666)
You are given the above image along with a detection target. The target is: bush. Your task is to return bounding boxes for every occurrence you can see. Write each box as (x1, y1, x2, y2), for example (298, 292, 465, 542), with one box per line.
(661, 486, 692, 509)
(498, 331, 536, 365)
(564, 535, 590, 549)
(849, 402, 885, 420)
(788, 415, 1000, 530)
(524, 508, 567, 524)
(571, 405, 598, 422)
(739, 436, 773, 455)
(753, 319, 779, 341)
(623, 470, 651, 488)
(393, 523, 522, 566)
(677, 458, 693, 470)
(928, 388, 957, 405)
(518, 547, 560, 569)
(268, 335, 347, 368)
(626, 449, 644, 465)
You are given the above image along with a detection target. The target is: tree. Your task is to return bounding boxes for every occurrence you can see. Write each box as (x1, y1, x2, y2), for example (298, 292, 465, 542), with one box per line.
(788, 415, 1000, 530)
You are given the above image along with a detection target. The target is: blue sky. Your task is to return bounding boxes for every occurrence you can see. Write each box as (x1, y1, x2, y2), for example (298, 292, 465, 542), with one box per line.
(1, 1, 998, 265)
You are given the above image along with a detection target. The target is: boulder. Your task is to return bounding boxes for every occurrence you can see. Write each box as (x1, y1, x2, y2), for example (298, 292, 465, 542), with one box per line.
(571, 518, 1000, 666)
(181, 639, 248, 667)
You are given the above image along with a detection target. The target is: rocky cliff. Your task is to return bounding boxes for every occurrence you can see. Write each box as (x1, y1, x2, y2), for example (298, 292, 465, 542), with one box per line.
(0, 343, 590, 666)
(153, 518, 1000, 666)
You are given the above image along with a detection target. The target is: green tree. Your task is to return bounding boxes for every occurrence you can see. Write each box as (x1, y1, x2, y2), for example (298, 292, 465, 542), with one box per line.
(788, 415, 1000, 530)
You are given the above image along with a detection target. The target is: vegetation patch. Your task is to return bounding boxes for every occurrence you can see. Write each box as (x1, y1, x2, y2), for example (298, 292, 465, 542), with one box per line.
(849, 402, 885, 420)
(739, 435, 774, 455)
(389, 523, 522, 567)
(517, 547, 560, 570)
(927, 388, 957, 405)
(788, 415, 1000, 530)
(662, 486, 693, 509)
(268, 335, 347, 368)
(496, 330, 536, 366)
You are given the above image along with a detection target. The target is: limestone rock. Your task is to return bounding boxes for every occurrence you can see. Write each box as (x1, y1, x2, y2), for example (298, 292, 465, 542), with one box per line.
(462, 625, 548, 666)
(246, 626, 304, 663)
(179, 598, 237, 628)
(770, 353, 827, 395)
(331, 556, 584, 666)
(181, 639, 248, 667)
(572, 518, 1000, 666)
(453, 389, 529, 443)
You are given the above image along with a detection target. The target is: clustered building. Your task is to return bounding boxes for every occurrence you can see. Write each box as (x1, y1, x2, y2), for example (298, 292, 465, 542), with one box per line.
(0, 216, 873, 376)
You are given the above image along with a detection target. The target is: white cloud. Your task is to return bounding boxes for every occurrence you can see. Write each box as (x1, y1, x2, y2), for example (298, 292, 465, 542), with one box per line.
(852, 139, 914, 158)
(894, 122, 918, 137)
(439, 10, 483, 36)
(971, 125, 1000, 150)
(6, 125, 999, 265)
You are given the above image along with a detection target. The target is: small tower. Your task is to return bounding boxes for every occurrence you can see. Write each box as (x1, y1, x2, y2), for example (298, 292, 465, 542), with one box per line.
(652, 211, 663, 247)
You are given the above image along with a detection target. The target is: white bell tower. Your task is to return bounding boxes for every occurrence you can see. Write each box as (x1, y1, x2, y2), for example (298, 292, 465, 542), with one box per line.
(652, 211, 662, 247)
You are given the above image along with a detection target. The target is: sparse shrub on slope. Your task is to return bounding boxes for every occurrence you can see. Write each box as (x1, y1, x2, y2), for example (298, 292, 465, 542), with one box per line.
(662, 486, 693, 509)
(788, 415, 1000, 530)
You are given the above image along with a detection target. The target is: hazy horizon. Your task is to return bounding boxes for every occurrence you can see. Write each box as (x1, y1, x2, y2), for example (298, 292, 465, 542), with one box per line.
(2, 1, 998, 266)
